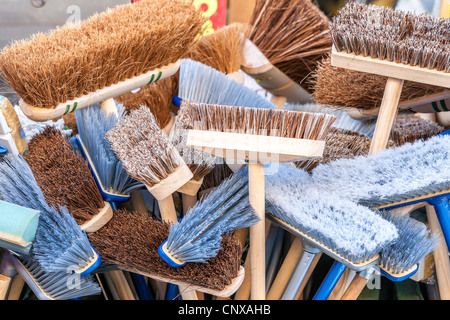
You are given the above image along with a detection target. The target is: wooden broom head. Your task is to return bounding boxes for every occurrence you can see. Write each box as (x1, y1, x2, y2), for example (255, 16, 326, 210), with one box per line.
(311, 56, 447, 110)
(331, 1, 450, 72)
(186, 23, 249, 75)
(247, 0, 332, 93)
(0, 0, 206, 109)
(25, 126, 105, 225)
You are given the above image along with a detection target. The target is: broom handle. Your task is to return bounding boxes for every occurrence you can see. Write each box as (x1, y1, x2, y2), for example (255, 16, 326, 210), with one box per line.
(248, 163, 266, 300)
(0, 274, 10, 300)
(441, 0, 449, 18)
(426, 205, 450, 300)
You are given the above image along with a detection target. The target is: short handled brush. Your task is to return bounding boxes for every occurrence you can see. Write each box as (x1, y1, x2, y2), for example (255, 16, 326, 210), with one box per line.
(0, 201, 39, 256)
(264, 164, 399, 300)
(0, 154, 101, 276)
(329, 1, 450, 154)
(0, 0, 206, 122)
(185, 101, 336, 300)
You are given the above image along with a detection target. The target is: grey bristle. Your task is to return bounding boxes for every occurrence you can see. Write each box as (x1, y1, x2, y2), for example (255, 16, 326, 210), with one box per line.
(178, 58, 277, 110)
(75, 103, 144, 195)
(0, 154, 98, 273)
(17, 254, 101, 300)
(105, 106, 182, 188)
(164, 166, 260, 263)
(331, 1, 450, 72)
(265, 164, 399, 264)
(378, 211, 440, 274)
(311, 134, 450, 207)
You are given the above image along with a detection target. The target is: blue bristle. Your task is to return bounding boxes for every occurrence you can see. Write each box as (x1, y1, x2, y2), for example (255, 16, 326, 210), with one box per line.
(17, 254, 101, 300)
(178, 59, 277, 110)
(265, 164, 399, 265)
(0, 154, 98, 273)
(75, 103, 144, 195)
(164, 166, 260, 264)
(378, 211, 440, 274)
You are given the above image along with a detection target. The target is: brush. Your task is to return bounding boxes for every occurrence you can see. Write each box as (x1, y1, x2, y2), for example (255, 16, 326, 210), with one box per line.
(264, 163, 399, 300)
(0, 200, 39, 256)
(158, 165, 260, 267)
(0, 0, 205, 122)
(246, 0, 331, 95)
(2, 250, 101, 300)
(0, 154, 101, 276)
(185, 101, 336, 300)
(329, 1, 450, 154)
(88, 208, 246, 298)
(389, 115, 445, 146)
(25, 126, 113, 232)
(311, 56, 450, 119)
(0, 96, 27, 155)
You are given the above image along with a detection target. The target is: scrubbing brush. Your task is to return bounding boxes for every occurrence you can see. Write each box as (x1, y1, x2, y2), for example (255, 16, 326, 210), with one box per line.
(389, 115, 445, 146)
(158, 166, 260, 267)
(0, 154, 101, 276)
(329, 1, 450, 154)
(0, 0, 206, 122)
(0, 201, 39, 256)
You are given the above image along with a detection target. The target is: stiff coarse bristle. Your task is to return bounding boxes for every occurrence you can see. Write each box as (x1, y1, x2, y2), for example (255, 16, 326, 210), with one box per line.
(76, 104, 144, 196)
(0, 154, 98, 274)
(311, 133, 450, 208)
(390, 115, 445, 146)
(25, 126, 105, 225)
(0, 0, 206, 108)
(178, 59, 277, 110)
(266, 164, 399, 265)
(187, 23, 248, 75)
(311, 56, 447, 110)
(185, 101, 336, 141)
(105, 106, 182, 188)
(378, 211, 440, 275)
(200, 164, 234, 192)
(115, 77, 178, 129)
(294, 127, 392, 173)
(331, 1, 450, 72)
(12, 254, 101, 300)
(170, 102, 216, 181)
(247, 0, 331, 92)
(164, 166, 260, 264)
(88, 209, 243, 291)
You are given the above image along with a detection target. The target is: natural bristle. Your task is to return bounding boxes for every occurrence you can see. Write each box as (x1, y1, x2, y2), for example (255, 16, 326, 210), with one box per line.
(311, 56, 446, 110)
(390, 116, 445, 146)
(88, 209, 243, 291)
(248, 0, 331, 91)
(331, 1, 450, 72)
(105, 106, 181, 188)
(25, 126, 104, 224)
(0, 0, 206, 108)
(185, 101, 336, 141)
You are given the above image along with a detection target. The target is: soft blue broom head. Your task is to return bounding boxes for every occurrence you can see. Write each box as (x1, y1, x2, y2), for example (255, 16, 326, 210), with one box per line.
(0, 154, 99, 274)
(310, 133, 450, 207)
(161, 165, 260, 266)
(75, 103, 144, 195)
(265, 164, 399, 265)
(178, 59, 277, 110)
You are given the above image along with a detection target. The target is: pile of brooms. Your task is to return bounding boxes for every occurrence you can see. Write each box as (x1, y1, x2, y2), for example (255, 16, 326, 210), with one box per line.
(0, 0, 449, 303)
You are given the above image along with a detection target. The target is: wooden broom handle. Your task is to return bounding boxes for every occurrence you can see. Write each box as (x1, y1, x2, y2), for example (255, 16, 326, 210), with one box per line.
(441, 0, 449, 18)
(426, 205, 450, 300)
(248, 163, 266, 300)
(340, 274, 369, 300)
(0, 274, 10, 300)
(108, 270, 135, 300)
(369, 77, 404, 154)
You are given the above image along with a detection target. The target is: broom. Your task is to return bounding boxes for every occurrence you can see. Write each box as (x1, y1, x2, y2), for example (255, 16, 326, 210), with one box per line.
(0, 0, 206, 122)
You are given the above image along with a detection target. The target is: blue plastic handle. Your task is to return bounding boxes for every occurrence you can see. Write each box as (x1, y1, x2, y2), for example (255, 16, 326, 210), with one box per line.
(172, 95, 182, 108)
(313, 261, 347, 300)
(429, 195, 450, 252)
(0, 145, 7, 155)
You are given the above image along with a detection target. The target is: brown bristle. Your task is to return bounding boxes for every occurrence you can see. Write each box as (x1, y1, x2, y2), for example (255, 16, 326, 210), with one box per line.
(25, 126, 104, 224)
(105, 106, 182, 188)
(62, 112, 78, 135)
(88, 209, 243, 291)
(185, 101, 336, 140)
(390, 115, 445, 146)
(187, 23, 248, 75)
(115, 77, 178, 129)
(295, 127, 396, 172)
(0, 0, 206, 108)
(331, 1, 450, 72)
(200, 164, 234, 192)
(247, 0, 331, 91)
(311, 56, 447, 110)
